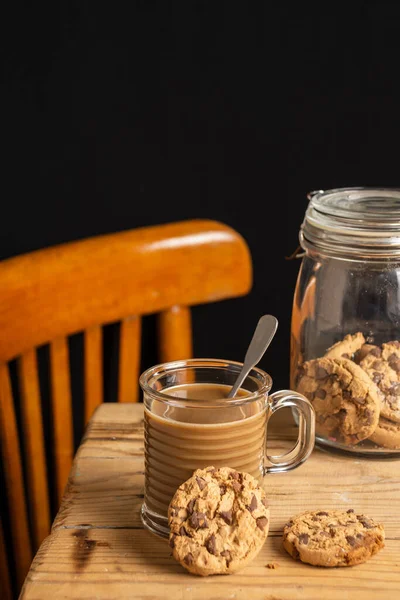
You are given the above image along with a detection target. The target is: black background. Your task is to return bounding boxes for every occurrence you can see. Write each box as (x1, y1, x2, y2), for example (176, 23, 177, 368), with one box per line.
(3, 2, 400, 393)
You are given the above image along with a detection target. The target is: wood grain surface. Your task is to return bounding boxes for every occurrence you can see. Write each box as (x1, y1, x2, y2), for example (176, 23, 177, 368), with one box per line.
(20, 404, 400, 600)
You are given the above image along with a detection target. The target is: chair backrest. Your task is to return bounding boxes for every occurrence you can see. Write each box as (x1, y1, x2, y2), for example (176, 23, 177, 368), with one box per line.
(0, 219, 252, 595)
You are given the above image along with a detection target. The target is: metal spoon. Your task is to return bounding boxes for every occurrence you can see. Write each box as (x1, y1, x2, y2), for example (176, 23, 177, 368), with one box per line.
(227, 314, 278, 398)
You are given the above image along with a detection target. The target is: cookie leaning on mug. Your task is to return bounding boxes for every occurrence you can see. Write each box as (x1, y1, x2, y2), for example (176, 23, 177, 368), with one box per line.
(168, 466, 270, 576)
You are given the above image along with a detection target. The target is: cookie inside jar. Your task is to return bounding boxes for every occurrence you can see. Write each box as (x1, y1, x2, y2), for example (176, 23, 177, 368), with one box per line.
(294, 334, 400, 453)
(291, 187, 400, 456)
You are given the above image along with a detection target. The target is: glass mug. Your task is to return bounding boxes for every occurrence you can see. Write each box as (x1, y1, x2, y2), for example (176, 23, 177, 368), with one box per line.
(140, 359, 315, 538)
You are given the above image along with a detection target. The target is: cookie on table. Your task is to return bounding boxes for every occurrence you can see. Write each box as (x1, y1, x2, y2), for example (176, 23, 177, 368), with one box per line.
(324, 332, 365, 360)
(359, 341, 400, 423)
(369, 416, 400, 449)
(168, 466, 270, 576)
(296, 357, 380, 444)
(283, 509, 385, 567)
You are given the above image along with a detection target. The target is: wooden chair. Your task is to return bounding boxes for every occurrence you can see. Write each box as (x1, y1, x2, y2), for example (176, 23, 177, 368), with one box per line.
(0, 219, 252, 596)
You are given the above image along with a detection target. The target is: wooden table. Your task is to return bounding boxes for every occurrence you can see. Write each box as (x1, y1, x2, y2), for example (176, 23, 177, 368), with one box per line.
(21, 404, 400, 599)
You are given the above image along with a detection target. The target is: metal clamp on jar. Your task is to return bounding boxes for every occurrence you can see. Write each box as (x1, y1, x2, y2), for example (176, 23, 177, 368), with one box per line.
(291, 187, 400, 456)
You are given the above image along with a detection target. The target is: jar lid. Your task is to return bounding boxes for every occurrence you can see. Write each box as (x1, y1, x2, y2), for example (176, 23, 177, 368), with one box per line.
(301, 187, 400, 258)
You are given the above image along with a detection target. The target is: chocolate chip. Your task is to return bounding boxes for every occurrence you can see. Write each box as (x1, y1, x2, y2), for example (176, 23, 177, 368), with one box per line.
(354, 350, 362, 363)
(316, 366, 329, 380)
(261, 497, 269, 508)
(220, 550, 232, 565)
(231, 481, 242, 493)
(189, 511, 208, 529)
(256, 516, 268, 531)
(189, 512, 198, 528)
(285, 520, 294, 528)
(197, 513, 209, 529)
(347, 509, 355, 514)
(316, 511, 329, 516)
(372, 360, 383, 370)
(353, 396, 366, 405)
(329, 528, 336, 538)
(230, 471, 240, 480)
(219, 510, 233, 525)
(311, 516, 318, 522)
(295, 366, 305, 385)
(298, 533, 309, 544)
(169, 534, 176, 548)
(247, 495, 258, 513)
(187, 499, 195, 515)
(316, 388, 327, 399)
(292, 547, 300, 560)
(196, 477, 207, 491)
(370, 347, 382, 357)
(184, 553, 194, 565)
(389, 358, 400, 373)
(372, 372, 383, 384)
(357, 516, 374, 529)
(364, 409, 375, 425)
(356, 533, 363, 539)
(346, 535, 357, 546)
(390, 382, 400, 395)
(205, 534, 217, 555)
(179, 526, 189, 537)
(219, 484, 226, 495)
(342, 390, 352, 400)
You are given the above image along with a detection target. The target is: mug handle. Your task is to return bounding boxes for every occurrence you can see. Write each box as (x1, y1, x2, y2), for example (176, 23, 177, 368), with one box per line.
(264, 389, 315, 474)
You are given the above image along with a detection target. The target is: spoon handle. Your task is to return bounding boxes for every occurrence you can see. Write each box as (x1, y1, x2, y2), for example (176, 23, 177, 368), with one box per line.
(227, 315, 278, 398)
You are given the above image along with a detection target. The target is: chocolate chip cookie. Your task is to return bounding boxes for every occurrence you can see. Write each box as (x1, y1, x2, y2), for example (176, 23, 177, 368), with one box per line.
(369, 417, 400, 449)
(359, 341, 400, 423)
(168, 466, 270, 576)
(297, 357, 380, 444)
(283, 509, 385, 567)
(324, 332, 366, 360)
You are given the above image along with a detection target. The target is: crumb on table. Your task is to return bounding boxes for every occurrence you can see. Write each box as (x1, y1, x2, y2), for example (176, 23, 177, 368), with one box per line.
(265, 562, 279, 569)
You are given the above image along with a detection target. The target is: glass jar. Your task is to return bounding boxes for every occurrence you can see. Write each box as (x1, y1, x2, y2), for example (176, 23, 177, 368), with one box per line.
(291, 187, 400, 456)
